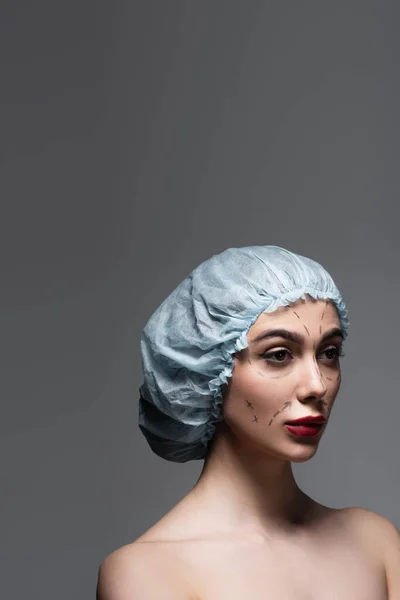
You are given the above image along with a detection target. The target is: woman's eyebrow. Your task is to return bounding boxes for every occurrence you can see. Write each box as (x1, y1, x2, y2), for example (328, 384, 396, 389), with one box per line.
(250, 327, 344, 345)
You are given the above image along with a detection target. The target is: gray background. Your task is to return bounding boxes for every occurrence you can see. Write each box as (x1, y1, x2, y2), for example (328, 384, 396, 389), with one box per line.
(2, 1, 399, 598)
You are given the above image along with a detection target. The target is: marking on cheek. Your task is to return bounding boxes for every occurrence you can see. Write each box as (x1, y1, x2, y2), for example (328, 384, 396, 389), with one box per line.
(268, 371, 292, 379)
(256, 371, 265, 377)
(252, 415, 259, 423)
(245, 400, 255, 409)
(247, 359, 252, 365)
(268, 401, 292, 426)
(303, 325, 310, 336)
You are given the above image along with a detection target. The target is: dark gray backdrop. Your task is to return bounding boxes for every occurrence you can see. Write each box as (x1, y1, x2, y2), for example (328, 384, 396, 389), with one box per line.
(2, 1, 399, 598)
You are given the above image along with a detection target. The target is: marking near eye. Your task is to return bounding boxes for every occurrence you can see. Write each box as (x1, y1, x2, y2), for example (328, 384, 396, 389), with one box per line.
(325, 376, 333, 381)
(268, 371, 292, 379)
(256, 371, 266, 377)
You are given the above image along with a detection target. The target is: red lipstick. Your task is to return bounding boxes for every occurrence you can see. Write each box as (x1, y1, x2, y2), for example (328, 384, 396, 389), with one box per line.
(285, 415, 326, 437)
(286, 415, 326, 425)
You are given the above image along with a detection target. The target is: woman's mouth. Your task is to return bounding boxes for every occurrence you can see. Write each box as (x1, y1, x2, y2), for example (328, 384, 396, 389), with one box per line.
(284, 424, 324, 437)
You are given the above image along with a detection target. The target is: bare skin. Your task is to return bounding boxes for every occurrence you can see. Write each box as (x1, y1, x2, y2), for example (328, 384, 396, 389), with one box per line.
(97, 296, 396, 599)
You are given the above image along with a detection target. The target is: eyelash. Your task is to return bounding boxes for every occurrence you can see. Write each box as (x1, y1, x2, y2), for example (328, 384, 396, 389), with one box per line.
(261, 345, 345, 366)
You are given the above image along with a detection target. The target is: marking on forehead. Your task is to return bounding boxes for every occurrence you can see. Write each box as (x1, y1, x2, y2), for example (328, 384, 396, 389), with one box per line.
(319, 325, 322, 334)
(252, 415, 259, 423)
(292, 311, 301, 319)
(320, 311, 325, 321)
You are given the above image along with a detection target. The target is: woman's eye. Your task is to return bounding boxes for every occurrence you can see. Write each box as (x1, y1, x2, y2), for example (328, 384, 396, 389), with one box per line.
(262, 349, 292, 365)
(321, 346, 345, 361)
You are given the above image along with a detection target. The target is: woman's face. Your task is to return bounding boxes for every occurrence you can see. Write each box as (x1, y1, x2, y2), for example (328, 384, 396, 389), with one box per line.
(222, 295, 344, 462)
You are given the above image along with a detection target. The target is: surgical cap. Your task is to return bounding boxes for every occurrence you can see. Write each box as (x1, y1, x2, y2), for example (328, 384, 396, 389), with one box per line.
(138, 245, 349, 463)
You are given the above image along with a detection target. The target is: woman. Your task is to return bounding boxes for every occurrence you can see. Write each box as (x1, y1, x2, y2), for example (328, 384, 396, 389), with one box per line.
(97, 246, 399, 599)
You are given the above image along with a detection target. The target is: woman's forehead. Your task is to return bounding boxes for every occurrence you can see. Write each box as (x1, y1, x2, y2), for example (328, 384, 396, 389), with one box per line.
(247, 297, 340, 339)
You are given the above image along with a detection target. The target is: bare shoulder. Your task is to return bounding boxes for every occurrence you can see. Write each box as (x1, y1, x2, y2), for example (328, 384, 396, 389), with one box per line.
(341, 506, 400, 596)
(341, 505, 399, 544)
(96, 541, 195, 600)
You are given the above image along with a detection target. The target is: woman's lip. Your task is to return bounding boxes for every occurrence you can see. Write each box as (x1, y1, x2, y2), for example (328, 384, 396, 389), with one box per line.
(285, 424, 324, 437)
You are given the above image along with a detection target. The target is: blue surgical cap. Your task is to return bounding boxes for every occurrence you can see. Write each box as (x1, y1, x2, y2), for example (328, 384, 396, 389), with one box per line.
(138, 245, 349, 463)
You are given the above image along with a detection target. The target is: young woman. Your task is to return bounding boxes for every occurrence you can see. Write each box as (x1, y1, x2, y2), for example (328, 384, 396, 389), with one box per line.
(97, 246, 399, 599)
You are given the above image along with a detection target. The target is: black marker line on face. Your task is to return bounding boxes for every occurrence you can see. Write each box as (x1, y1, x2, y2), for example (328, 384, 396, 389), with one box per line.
(319, 324, 322, 334)
(246, 399, 254, 409)
(252, 415, 259, 423)
(268, 401, 292, 426)
(292, 311, 301, 319)
(268, 371, 292, 379)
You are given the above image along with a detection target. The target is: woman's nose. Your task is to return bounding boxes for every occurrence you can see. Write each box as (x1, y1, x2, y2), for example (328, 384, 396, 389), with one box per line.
(296, 358, 327, 402)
